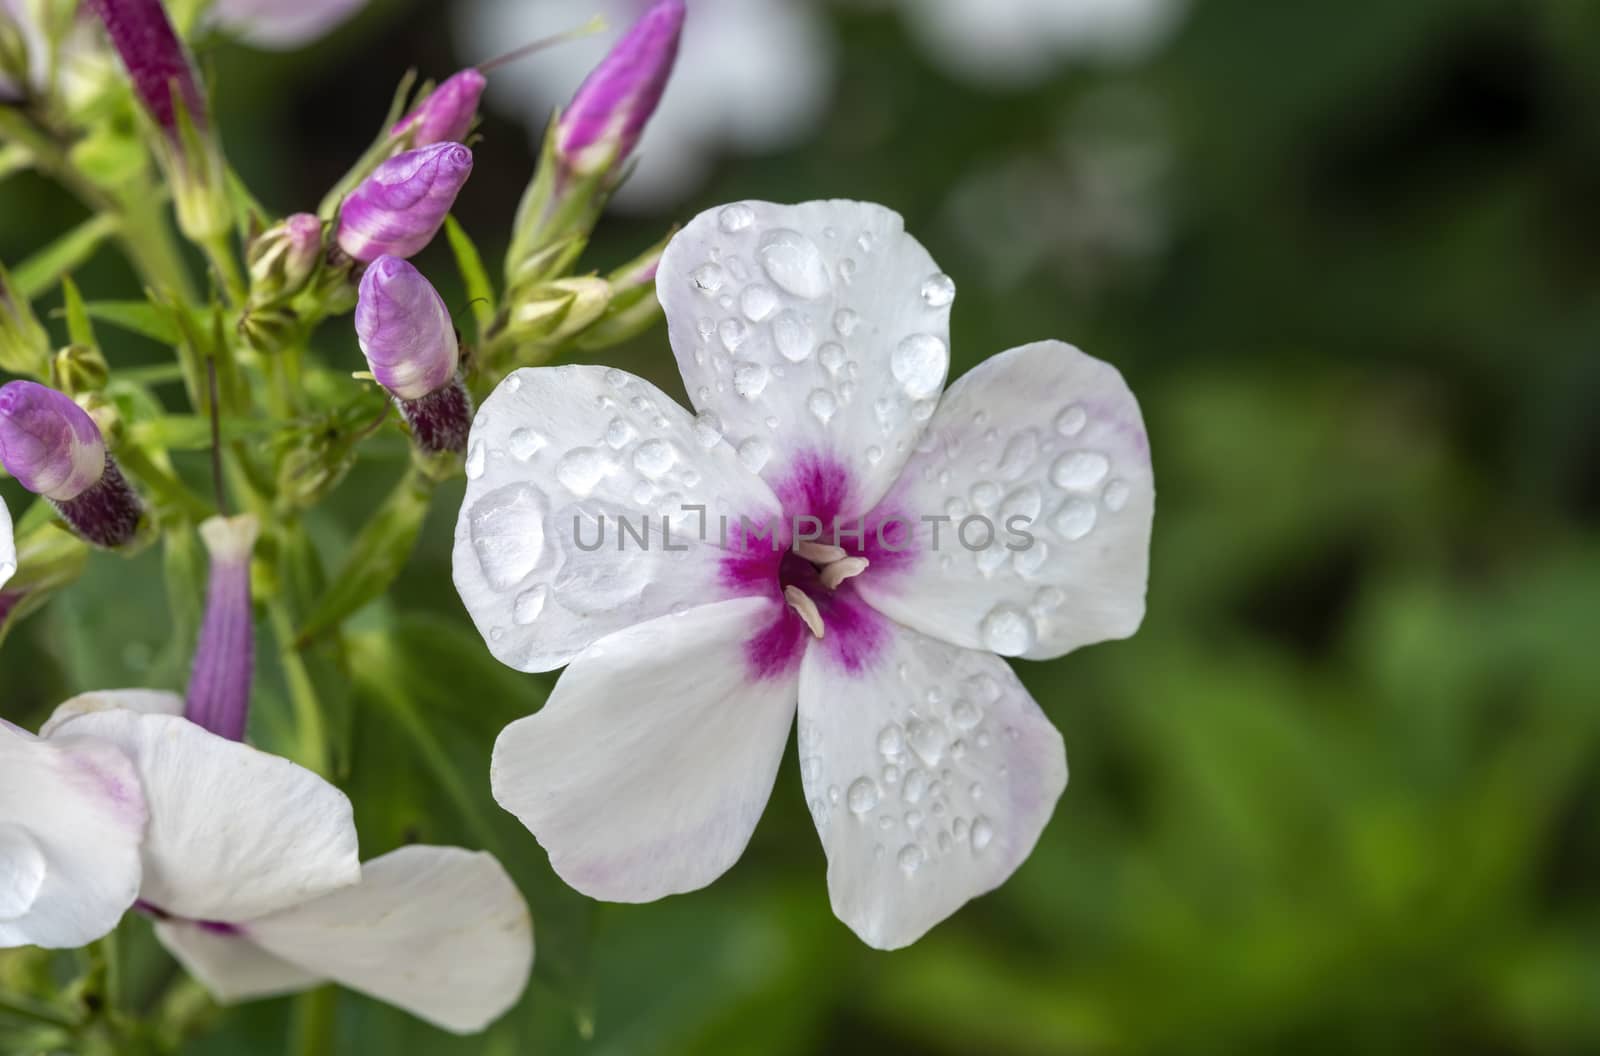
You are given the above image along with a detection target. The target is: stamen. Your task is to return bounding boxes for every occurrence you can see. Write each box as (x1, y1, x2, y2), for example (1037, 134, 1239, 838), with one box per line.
(820, 556, 869, 591)
(783, 585, 825, 639)
(794, 540, 847, 565)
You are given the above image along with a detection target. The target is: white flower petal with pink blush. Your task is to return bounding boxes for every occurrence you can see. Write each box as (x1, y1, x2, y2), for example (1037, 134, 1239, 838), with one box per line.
(0, 493, 13, 589)
(453, 364, 780, 673)
(0, 720, 146, 949)
(39, 688, 184, 737)
(57, 709, 361, 922)
(798, 621, 1066, 949)
(209, 0, 369, 49)
(854, 340, 1152, 660)
(658, 199, 953, 512)
(154, 846, 533, 1035)
(454, 0, 832, 211)
(455, 199, 1153, 947)
(492, 597, 797, 902)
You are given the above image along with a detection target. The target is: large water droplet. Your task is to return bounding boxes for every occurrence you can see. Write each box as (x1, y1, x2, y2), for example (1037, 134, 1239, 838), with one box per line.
(847, 778, 880, 814)
(1055, 404, 1087, 436)
(920, 273, 956, 308)
(807, 389, 838, 424)
(980, 603, 1037, 656)
(1051, 451, 1109, 489)
(891, 334, 948, 398)
(732, 360, 770, 399)
(556, 448, 613, 497)
(465, 440, 486, 480)
(907, 718, 948, 765)
(512, 585, 548, 625)
(898, 844, 926, 873)
(469, 483, 547, 590)
(508, 428, 545, 461)
(998, 485, 1042, 527)
(1051, 498, 1097, 541)
(772, 310, 814, 362)
(758, 228, 831, 299)
(719, 203, 755, 232)
(740, 283, 777, 321)
(604, 417, 636, 450)
(997, 429, 1039, 480)
(878, 724, 905, 756)
(632, 439, 677, 479)
(690, 263, 724, 294)
(737, 437, 771, 472)
(693, 412, 724, 449)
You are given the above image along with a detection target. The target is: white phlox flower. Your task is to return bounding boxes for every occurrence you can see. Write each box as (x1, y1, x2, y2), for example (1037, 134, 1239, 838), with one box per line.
(3, 691, 533, 1034)
(454, 198, 1154, 949)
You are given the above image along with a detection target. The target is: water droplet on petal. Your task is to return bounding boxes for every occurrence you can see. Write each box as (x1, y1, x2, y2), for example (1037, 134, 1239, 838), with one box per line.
(469, 483, 547, 590)
(1051, 498, 1097, 541)
(847, 778, 880, 814)
(690, 264, 724, 294)
(718, 318, 749, 352)
(971, 817, 994, 851)
(1051, 451, 1109, 489)
(632, 439, 677, 479)
(694, 412, 723, 448)
(556, 448, 614, 497)
(740, 283, 777, 321)
(1055, 404, 1087, 436)
(732, 360, 770, 399)
(891, 334, 947, 398)
(737, 437, 771, 472)
(512, 585, 548, 625)
(920, 272, 956, 307)
(508, 428, 546, 461)
(980, 603, 1037, 656)
(1103, 478, 1131, 512)
(465, 440, 486, 479)
(772, 310, 814, 362)
(998, 429, 1039, 480)
(719, 203, 755, 232)
(898, 844, 926, 872)
(807, 389, 837, 424)
(878, 724, 905, 756)
(819, 342, 845, 373)
(758, 228, 831, 299)
(833, 308, 860, 336)
(604, 417, 636, 449)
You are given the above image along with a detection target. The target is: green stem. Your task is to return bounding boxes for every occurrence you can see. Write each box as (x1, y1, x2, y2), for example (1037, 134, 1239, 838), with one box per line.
(0, 990, 79, 1029)
(288, 986, 338, 1056)
(268, 592, 329, 777)
(202, 233, 247, 306)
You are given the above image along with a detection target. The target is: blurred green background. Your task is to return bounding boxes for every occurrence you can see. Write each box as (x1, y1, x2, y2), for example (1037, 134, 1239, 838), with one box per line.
(5, 0, 1600, 1052)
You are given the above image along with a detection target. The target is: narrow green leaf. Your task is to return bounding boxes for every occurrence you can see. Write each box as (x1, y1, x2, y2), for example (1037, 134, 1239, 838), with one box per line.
(296, 470, 433, 643)
(445, 214, 496, 340)
(14, 214, 120, 299)
(81, 300, 181, 345)
(127, 414, 277, 450)
(58, 276, 95, 347)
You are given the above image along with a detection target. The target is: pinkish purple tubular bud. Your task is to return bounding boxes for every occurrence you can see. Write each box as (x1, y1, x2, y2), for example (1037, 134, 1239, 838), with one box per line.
(394, 68, 487, 147)
(185, 515, 259, 742)
(335, 143, 473, 262)
(355, 256, 459, 400)
(0, 381, 142, 548)
(85, 0, 206, 136)
(557, 0, 684, 179)
(355, 256, 473, 455)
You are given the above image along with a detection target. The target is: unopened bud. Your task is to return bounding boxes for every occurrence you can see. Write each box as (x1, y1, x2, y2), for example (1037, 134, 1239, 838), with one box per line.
(355, 256, 459, 400)
(555, 0, 684, 181)
(335, 143, 473, 262)
(52, 344, 109, 397)
(506, 276, 612, 344)
(393, 68, 486, 147)
(247, 213, 323, 304)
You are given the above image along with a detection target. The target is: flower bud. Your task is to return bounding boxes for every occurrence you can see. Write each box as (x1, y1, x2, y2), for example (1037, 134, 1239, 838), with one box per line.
(355, 256, 459, 400)
(505, 276, 612, 345)
(0, 264, 51, 378)
(335, 143, 473, 262)
(238, 305, 300, 355)
(393, 68, 486, 147)
(0, 381, 142, 548)
(556, 0, 684, 180)
(247, 213, 323, 304)
(0, 381, 105, 501)
(185, 514, 259, 742)
(52, 344, 110, 397)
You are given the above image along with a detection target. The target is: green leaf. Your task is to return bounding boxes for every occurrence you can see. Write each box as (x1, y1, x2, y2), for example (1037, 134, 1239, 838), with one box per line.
(295, 470, 433, 643)
(445, 214, 496, 341)
(58, 276, 95, 348)
(81, 301, 181, 345)
(14, 214, 120, 300)
(127, 414, 277, 450)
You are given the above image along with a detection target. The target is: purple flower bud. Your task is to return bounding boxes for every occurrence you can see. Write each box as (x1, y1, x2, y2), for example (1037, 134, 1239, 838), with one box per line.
(247, 212, 323, 302)
(393, 68, 486, 147)
(355, 256, 459, 401)
(0, 382, 142, 548)
(0, 381, 106, 501)
(556, 0, 684, 179)
(335, 143, 473, 262)
(185, 514, 259, 742)
(85, 0, 207, 137)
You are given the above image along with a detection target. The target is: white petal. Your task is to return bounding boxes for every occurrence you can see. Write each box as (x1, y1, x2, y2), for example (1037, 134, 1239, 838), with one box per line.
(210, 0, 369, 48)
(0, 494, 14, 590)
(61, 712, 360, 922)
(39, 689, 184, 738)
(798, 621, 1067, 949)
(492, 597, 797, 902)
(0, 725, 146, 948)
(855, 341, 1153, 660)
(659, 199, 953, 513)
(244, 845, 532, 1035)
(453, 365, 780, 672)
(153, 920, 323, 1003)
